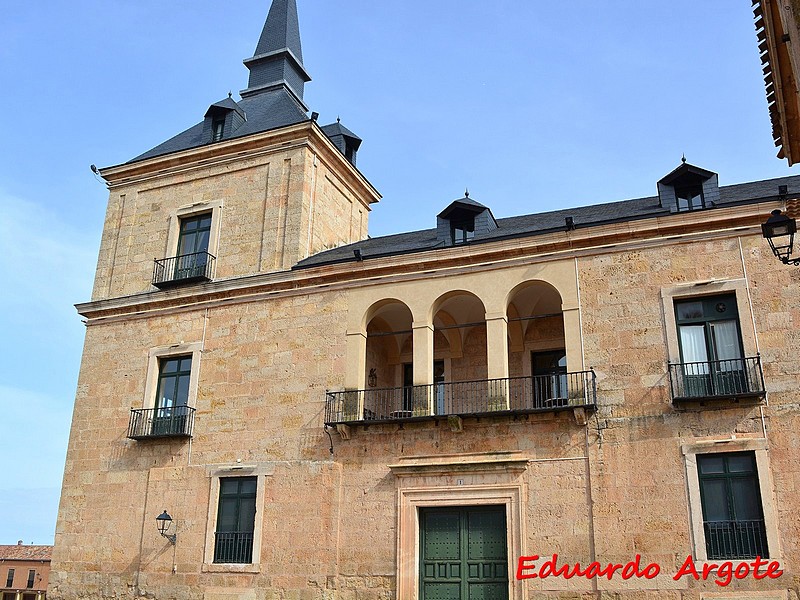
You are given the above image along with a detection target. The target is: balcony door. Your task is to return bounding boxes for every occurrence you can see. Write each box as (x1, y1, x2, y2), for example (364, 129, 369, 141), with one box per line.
(403, 361, 445, 414)
(175, 213, 212, 279)
(676, 295, 745, 397)
(531, 350, 567, 408)
(153, 356, 192, 435)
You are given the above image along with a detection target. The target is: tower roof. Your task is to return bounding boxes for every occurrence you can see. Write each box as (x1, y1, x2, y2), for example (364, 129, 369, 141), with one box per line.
(241, 0, 311, 108)
(128, 0, 313, 163)
(254, 0, 303, 60)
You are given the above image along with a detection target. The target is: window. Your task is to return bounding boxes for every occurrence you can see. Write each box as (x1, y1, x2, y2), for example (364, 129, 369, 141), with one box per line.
(26, 569, 35, 588)
(683, 438, 780, 563)
(451, 218, 475, 244)
(674, 294, 750, 398)
(5, 569, 13, 587)
(173, 213, 212, 280)
(131, 342, 202, 440)
(214, 477, 257, 564)
(212, 118, 225, 141)
(676, 184, 705, 211)
(152, 355, 192, 436)
(697, 452, 768, 560)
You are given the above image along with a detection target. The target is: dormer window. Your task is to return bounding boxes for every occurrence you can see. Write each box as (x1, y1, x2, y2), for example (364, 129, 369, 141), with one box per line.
(437, 193, 498, 247)
(451, 218, 475, 244)
(212, 119, 225, 142)
(203, 96, 246, 145)
(676, 184, 705, 211)
(657, 160, 720, 213)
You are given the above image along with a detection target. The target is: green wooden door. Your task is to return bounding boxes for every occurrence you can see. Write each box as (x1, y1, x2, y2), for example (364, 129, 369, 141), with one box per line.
(420, 506, 508, 600)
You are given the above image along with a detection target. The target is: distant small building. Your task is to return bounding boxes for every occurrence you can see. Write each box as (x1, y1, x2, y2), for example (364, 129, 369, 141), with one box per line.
(0, 543, 51, 600)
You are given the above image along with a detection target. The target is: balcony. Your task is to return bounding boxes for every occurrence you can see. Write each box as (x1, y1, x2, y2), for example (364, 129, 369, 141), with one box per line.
(668, 356, 765, 403)
(152, 251, 215, 288)
(214, 531, 254, 564)
(324, 371, 596, 426)
(704, 519, 768, 560)
(127, 406, 195, 440)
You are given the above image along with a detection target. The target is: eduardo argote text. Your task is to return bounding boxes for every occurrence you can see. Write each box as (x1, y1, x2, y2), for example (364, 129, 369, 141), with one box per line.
(516, 554, 783, 587)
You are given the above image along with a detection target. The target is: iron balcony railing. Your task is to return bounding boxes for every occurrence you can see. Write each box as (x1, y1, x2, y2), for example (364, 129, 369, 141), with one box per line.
(324, 370, 596, 425)
(214, 531, 254, 564)
(152, 251, 215, 288)
(704, 519, 768, 560)
(668, 356, 765, 402)
(127, 406, 195, 440)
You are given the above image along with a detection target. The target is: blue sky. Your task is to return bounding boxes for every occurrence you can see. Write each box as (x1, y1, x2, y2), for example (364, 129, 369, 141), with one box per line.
(0, 1, 794, 545)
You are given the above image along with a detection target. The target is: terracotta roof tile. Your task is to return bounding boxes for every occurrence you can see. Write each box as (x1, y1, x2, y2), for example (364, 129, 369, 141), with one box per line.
(0, 545, 52, 561)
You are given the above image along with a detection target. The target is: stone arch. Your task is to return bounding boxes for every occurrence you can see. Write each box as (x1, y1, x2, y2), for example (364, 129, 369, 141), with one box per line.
(431, 290, 488, 383)
(506, 280, 567, 380)
(364, 299, 413, 390)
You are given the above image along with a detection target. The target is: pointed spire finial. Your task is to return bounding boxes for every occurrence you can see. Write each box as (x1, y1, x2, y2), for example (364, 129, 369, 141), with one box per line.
(337, 116, 341, 123)
(464, 188, 470, 198)
(228, 91, 232, 98)
(681, 153, 687, 164)
(241, 0, 311, 106)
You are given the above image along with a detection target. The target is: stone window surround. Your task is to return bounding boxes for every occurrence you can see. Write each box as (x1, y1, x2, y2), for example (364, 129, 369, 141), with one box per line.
(141, 342, 203, 411)
(390, 453, 528, 599)
(201, 462, 274, 573)
(682, 437, 781, 565)
(660, 278, 758, 366)
(165, 199, 224, 261)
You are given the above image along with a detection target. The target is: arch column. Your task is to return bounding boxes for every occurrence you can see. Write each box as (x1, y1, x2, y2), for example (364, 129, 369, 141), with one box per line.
(345, 329, 367, 419)
(562, 306, 584, 373)
(412, 321, 434, 415)
(485, 312, 509, 410)
(345, 329, 367, 390)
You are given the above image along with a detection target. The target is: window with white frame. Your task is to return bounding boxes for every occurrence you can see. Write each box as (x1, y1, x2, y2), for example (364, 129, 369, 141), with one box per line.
(683, 438, 780, 563)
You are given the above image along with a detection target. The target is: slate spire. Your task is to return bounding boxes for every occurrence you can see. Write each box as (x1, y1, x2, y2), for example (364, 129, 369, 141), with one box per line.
(241, 0, 311, 108)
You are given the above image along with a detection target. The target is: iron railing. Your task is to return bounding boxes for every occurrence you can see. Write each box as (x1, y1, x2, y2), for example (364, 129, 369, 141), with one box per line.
(324, 370, 596, 425)
(668, 356, 765, 402)
(704, 519, 768, 560)
(127, 406, 195, 440)
(152, 251, 215, 288)
(214, 531, 254, 564)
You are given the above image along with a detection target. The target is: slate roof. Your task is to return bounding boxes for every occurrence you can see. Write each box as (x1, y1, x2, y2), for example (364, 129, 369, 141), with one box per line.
(254, 0, 303, 60)
(294, 175, 800, 269)
(0, 545, 52, 561)
(205, 96, 245, 118)
(129, 88, 309, 163)
(438, 196, 490, 217)
(321, 122, 361, 141)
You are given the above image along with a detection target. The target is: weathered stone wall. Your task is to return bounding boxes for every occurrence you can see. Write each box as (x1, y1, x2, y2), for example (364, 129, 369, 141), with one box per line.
(91, 143, 371, 302)
(53, 215, 800, 600)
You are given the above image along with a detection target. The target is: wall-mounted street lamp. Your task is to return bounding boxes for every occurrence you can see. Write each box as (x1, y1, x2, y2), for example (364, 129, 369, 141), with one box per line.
(761, 209, 799, 266)
(156, 510, 177, 545)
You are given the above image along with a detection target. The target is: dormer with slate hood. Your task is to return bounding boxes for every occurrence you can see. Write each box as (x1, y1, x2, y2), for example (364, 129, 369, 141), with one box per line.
(202, 96, 246, 144)
(437, 193, 498, 246)
(321, 119, 362, 167)
(657, 159, 720, 213)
